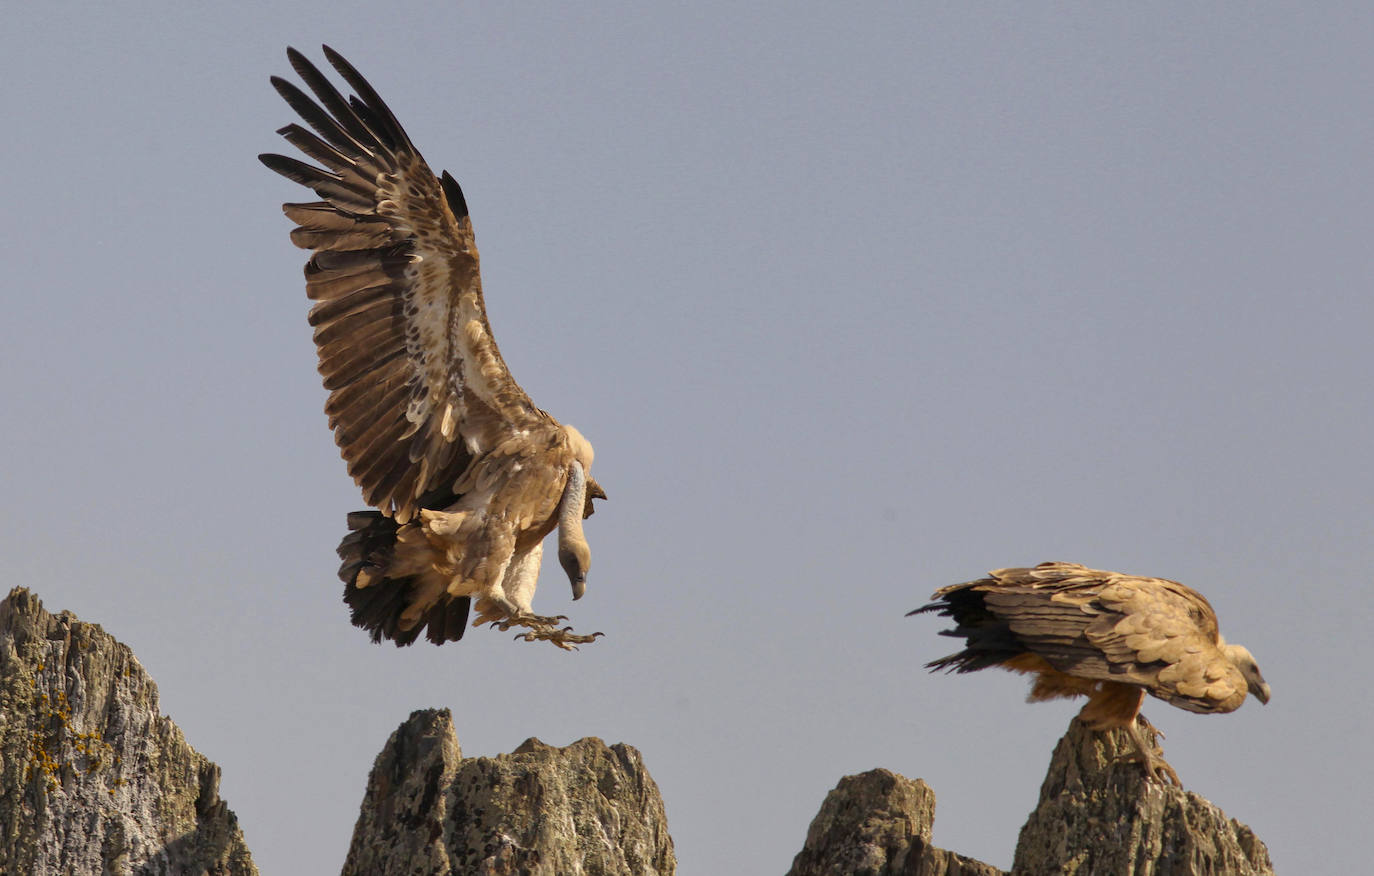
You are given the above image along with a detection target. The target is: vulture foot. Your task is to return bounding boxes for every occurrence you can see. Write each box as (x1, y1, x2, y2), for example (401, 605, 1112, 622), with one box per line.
(478, 610, 602, 649)
(513, 625, 605, 651)
(1119, 716, 1182, 786)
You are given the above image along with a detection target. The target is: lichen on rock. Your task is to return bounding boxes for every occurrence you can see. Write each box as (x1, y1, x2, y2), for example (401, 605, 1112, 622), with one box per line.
(0, 587, 256, 876)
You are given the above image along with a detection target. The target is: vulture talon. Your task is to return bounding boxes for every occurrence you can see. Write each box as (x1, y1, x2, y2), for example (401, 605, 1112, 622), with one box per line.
(508, 622, 603, 650)
(1114, 749, 1182, 787)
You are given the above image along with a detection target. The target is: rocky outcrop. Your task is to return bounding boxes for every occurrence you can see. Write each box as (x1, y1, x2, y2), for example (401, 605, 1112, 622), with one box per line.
(790, 719, 1272, 876)
(786, 768, 1003, 876)
(1012, 718, 1274, 875)
(343, 708, 676, 876)
(0, 587, 256, 876)
(0, 586, 1273, 876)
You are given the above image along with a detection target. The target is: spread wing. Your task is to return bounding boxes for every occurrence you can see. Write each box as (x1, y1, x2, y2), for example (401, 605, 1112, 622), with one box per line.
(922, 562, 1249, 713)
(260, 46, 555, 522)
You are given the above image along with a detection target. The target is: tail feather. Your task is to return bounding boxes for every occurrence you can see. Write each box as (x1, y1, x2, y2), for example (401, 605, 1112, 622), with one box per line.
(337, 510, 469, 646)
(426, 594, 473, 645)
(915, 587, 1025, 673)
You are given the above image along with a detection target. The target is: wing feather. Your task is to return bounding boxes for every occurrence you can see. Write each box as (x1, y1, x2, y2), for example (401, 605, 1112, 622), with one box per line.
(354, 453, 416, 512)
(361, 452, 426, 518)
(320, 345, 408, 393)
(285, 201, 399, 252)
(315, 315, 403, 362)
(308, 297, 402, 349)
(343, 421, 408, 477)
(273, 125, 375, 191)
(321, 46, 418, 151)
(285, 49, 387, 151)
(306, 282, 395, 329)
(324, 362, 408, 423)
(270, 72, 377, 158)
(258, 153, 377, 212)
(262, 45, 551, 519)
(335, 380, 411, 447)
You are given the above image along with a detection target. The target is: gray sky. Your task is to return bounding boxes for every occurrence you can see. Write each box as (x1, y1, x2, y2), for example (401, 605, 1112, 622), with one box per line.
(3, 3, 1370, 873)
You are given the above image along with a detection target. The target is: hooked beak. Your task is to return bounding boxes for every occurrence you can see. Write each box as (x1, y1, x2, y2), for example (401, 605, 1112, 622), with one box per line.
(1253, 682, 1271, 705)
(571, 577, 586, 601)
(583, 478, 607, 518)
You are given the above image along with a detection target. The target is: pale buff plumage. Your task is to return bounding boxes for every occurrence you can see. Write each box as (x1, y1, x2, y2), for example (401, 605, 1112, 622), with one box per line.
(912, 562, 1270, 784)
(261, 47, 605, 648)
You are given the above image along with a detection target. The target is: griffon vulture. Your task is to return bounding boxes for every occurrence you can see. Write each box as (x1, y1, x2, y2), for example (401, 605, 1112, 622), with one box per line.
(260, 47, 605, 648)
(910, 562, 1270, 784)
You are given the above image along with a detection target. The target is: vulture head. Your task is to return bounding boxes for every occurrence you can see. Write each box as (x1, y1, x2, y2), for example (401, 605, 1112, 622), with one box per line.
(1221, 640, 1271, 705)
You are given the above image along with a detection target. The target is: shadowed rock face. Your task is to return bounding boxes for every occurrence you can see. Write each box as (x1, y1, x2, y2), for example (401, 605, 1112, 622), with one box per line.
(786, 769, 1004, 876)
(1012, 718, 1274, 875)
(0, 587, 257, 876)
(343, 708, 676, 876)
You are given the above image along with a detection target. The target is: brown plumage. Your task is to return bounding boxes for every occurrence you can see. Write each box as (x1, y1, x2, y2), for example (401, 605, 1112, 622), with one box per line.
(911, 562, 1270, 784)
(260, 47, 605, 648)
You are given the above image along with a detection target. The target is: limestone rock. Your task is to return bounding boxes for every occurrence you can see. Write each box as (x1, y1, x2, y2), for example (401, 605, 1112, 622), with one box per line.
(1011, 718, 1274, 875)
(786, 768, 1004, 876)
(343, 708, 676, 876)
(0, 587, 257, 876)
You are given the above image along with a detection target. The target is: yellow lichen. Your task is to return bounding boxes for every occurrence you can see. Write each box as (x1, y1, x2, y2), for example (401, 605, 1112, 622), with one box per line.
(25, 662, 119, 793)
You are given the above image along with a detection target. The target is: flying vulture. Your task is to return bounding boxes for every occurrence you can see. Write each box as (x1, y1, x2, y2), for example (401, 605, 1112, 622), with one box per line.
(911, 562, 1270, 784)
(260, 47, 605, 648)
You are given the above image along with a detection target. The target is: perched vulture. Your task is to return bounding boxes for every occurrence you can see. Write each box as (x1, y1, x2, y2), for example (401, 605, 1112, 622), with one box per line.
(260, 46, 605, 648)
(911, 562, 1270, 784)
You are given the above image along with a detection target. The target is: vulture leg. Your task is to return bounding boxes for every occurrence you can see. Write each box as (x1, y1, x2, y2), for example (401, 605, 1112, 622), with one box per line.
(470, 597, 568, 631)
(493, 610, 569, 629)
(1078, 687, 1181, 785)
(464, 538, 603, 647)
(468, 544, 583, 637)
(1120, 714, 1182, 787)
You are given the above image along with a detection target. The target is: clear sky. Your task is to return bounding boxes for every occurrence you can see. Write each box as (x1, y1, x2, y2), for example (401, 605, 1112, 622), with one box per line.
(3, 4, 1371, 873)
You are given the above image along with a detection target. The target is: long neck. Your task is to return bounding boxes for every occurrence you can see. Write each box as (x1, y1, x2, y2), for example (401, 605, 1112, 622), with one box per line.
(558, 462, 587, 545)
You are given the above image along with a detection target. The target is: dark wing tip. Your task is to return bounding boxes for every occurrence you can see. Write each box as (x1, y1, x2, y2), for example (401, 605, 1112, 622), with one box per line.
(257, 152, 321, 185)
(286, 45, 319, 78)
(317, 45, 417, 155)
(439, 171, 470, 220)
(258, 151, 294, 174)
(321, 43, 347, 67)
(267, 76, 304, 109)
